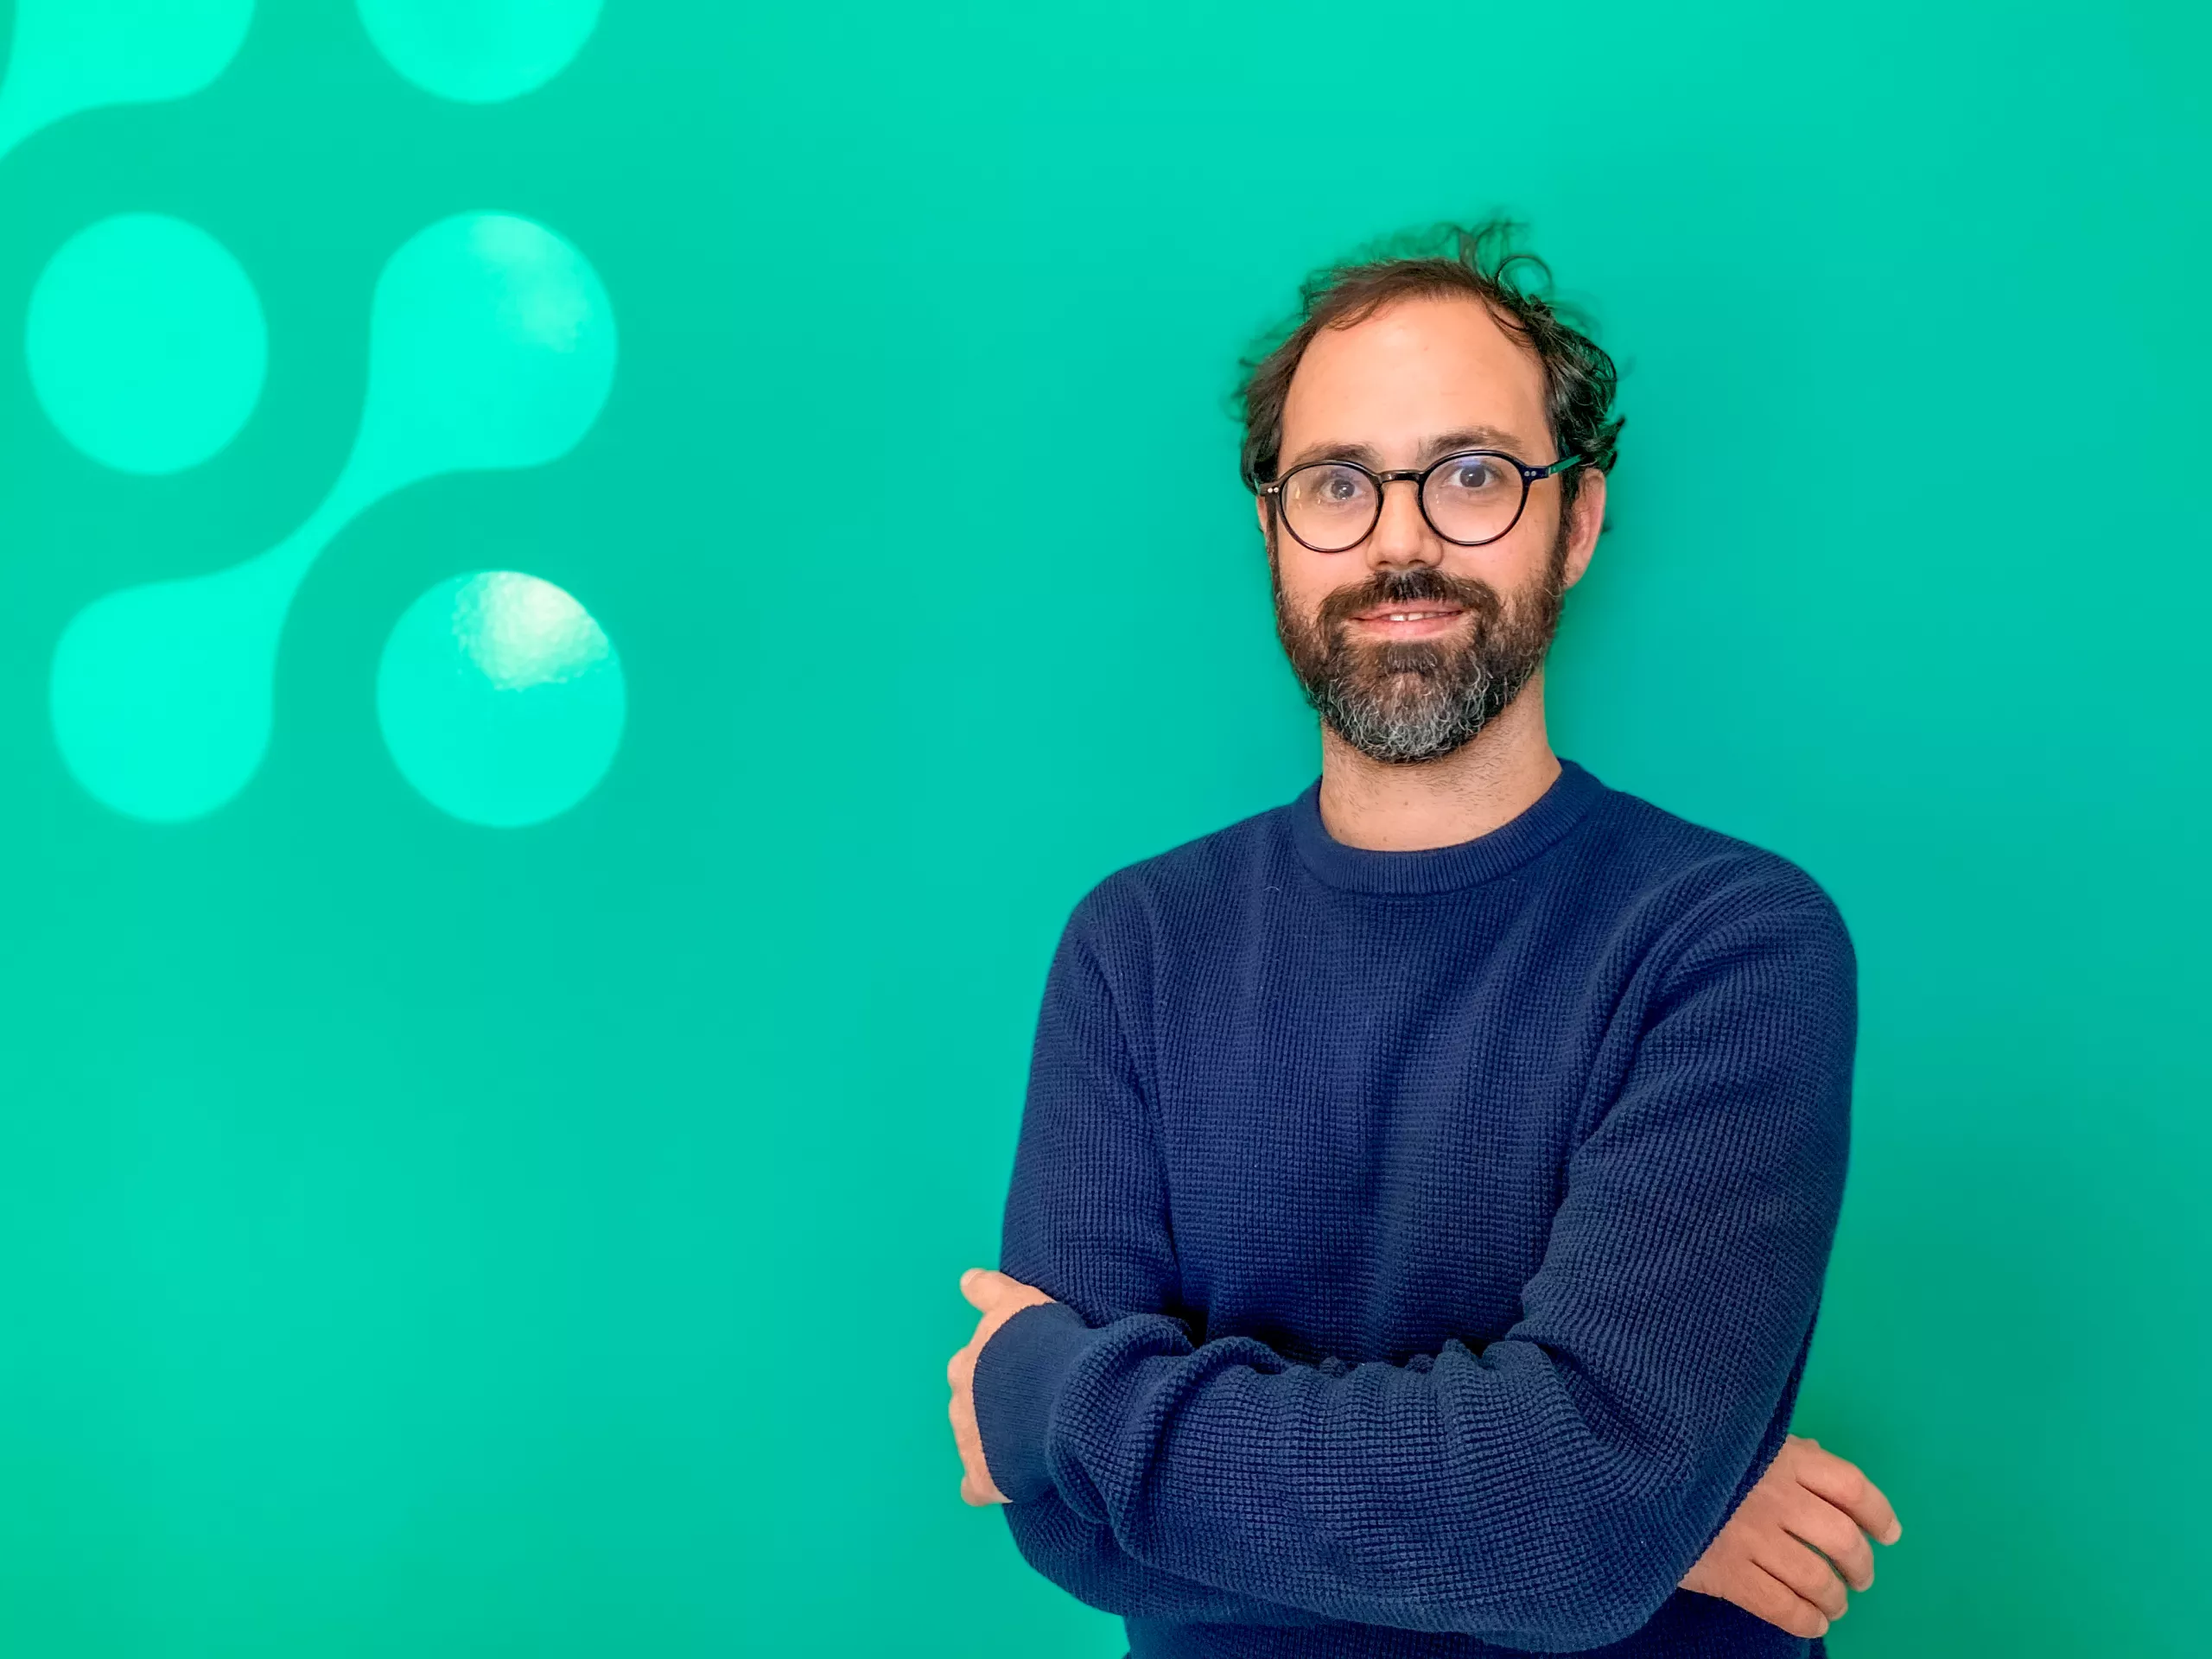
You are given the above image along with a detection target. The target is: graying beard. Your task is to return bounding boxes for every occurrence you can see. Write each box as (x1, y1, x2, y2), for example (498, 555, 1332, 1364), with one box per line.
(1263, 517, 1564, 767)
(1306, 651, 1537, 765)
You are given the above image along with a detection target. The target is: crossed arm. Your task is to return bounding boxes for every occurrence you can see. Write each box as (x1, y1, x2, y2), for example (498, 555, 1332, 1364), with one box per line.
(954, 887, 1868, 1649)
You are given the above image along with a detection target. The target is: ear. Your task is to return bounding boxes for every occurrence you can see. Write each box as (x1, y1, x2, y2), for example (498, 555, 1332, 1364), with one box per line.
(1560, 469, 1607, 591)
(1254, 492, 1272, 542)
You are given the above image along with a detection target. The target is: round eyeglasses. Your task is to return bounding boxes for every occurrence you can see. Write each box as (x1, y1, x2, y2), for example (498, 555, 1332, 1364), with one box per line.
(1256, 449, 1583, 553)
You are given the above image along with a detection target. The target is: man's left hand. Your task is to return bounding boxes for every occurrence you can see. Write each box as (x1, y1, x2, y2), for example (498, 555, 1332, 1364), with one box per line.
(947, 1267, 1058, 1506)
(1679, 1433, 1904, 1637)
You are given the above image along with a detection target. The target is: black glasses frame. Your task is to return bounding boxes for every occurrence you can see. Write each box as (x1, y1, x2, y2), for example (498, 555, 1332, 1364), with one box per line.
(1255, 449, 1584, 553)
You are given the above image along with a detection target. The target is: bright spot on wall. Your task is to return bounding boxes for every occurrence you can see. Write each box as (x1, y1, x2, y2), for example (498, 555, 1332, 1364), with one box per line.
(378, 570, 625, 827)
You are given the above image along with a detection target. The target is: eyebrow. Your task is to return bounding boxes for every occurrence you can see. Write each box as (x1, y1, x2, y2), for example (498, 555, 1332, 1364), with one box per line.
(1281, 426, 1539, 473)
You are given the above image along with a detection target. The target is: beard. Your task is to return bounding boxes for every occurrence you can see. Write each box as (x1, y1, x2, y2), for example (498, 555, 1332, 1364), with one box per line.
(1268, 521, 1568, 766)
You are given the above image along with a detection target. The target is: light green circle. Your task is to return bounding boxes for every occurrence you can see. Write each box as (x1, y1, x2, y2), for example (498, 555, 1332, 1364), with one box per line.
(378, 570, 625, 828)
(356, 0, 601, 103)
(350, 213, 618, 500)
(26, 213, 266, 475)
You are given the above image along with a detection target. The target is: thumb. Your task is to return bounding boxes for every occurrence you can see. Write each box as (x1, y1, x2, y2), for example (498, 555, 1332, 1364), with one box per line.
(959, 1267, 1007, 1308)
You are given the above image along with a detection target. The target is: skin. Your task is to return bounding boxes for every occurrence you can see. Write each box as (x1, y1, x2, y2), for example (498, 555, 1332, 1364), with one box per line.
(1259, 292, 1596, 845)
(949, 293, 1904, 1640)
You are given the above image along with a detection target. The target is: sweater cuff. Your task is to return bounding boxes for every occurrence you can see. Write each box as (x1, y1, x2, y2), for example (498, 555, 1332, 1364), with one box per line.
(970, 1299, 1093, 1506)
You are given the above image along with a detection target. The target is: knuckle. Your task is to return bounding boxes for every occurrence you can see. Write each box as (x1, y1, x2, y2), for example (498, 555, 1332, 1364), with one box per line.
(1834, 1523, 1874, 1563)
(1808, 1512, 1857, 1555)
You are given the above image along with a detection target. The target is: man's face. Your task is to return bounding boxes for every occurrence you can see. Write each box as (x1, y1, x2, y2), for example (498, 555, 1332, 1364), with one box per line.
(1260, 293, 1603, 765)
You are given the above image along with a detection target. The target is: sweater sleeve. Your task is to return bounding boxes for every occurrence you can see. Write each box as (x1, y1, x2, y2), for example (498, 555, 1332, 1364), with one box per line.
(971, 898, 1331, 1627)
(975, 887, 1857, 1651)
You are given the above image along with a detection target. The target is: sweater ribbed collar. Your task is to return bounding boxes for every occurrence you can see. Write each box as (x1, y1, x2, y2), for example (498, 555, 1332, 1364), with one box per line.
(1287, 757, 1606, 895)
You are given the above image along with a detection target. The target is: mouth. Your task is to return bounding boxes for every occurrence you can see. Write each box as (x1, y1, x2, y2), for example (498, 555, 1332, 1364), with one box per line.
(1345, 603, 1468, 639)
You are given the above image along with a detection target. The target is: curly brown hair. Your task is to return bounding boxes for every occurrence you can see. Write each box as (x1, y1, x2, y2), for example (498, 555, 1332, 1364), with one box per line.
(1236, 218, 1624, 517)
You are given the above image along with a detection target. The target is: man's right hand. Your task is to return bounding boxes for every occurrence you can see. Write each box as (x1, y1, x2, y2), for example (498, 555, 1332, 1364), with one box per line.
(1678, 1434, 1904, 1640)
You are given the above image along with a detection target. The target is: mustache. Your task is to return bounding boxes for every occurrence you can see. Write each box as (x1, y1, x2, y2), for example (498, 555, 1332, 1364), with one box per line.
(1315, 566, 1506, 632)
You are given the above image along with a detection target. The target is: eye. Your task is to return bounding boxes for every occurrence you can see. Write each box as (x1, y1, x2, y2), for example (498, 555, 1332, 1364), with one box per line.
(1445, 456, 1505, 493)
(1290, 464, 1373, 515)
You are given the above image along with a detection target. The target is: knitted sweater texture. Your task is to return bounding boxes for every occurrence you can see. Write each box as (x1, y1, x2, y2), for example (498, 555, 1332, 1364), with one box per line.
(971, 758, 1856, 1657)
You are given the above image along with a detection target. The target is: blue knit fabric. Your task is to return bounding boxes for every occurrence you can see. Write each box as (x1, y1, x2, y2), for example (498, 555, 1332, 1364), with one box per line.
(970, 759, 1856, 1657)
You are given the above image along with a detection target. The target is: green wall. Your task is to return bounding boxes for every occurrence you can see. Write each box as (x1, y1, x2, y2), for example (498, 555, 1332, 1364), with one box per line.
(1, 1, 2203, 1653)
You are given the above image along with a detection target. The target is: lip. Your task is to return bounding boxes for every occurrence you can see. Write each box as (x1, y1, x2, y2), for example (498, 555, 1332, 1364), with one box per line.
(1347, 604, 1467, 637)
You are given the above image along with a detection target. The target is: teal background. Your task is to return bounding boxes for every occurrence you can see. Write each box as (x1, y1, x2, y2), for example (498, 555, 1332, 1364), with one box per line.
(0, 2, 2204, 1654)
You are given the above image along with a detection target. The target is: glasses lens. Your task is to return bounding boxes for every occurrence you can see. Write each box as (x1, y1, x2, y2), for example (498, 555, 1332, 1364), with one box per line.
(1282, 463, 1379, 550)
(1421, 454, 1524, 544)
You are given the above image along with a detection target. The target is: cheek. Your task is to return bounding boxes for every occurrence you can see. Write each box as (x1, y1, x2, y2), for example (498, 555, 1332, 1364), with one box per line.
(1274, 558, 1345, 626)
(1274, 534, 1349, 594)
(1466, 519, 1560, 594)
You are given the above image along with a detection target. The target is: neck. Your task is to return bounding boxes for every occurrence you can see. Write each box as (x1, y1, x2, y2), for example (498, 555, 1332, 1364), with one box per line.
(1314, 666, 1562, 851)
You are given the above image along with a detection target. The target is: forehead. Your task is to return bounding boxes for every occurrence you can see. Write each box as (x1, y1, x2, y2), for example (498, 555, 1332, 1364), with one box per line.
(1280, 292, 1549, 459)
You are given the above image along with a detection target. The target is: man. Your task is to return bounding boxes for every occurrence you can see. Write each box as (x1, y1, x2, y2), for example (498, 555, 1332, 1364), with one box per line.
(945, 220, 1903, 1657)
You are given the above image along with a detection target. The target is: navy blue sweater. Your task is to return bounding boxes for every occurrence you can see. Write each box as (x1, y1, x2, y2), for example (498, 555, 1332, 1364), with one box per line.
(972, 759, 1856, 1658)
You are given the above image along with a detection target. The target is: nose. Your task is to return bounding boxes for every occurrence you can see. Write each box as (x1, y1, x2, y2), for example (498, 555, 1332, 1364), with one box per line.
(1366, 475, 1440, 570)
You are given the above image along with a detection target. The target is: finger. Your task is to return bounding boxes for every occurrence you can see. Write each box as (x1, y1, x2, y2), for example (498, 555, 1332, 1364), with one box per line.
(1794, 1446, 1903, 1545)
(1786, 1501, 1876, 1591)
(1743, 1566, 1831, 1645)
(950, 1406, 984, 1474)
(961, 1457, 1007, 1505)
(946, 1347, 966, 1388)
(1755, 1533, 1848, 1618)
(950, 1386, 982, 1442)
(951, 1411, 981, 1470)
(1726, 1562, 1830, 1641)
